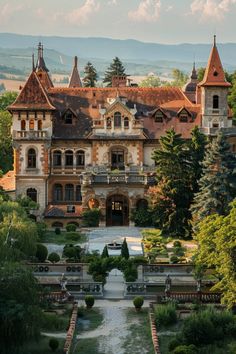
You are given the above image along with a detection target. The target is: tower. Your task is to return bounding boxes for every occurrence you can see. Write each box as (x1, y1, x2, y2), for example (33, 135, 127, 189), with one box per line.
(199, 36, 231, 133)
(68, 56, 82, 88)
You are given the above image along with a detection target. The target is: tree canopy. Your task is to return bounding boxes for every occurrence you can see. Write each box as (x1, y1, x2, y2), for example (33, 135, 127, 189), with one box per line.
(83, 61, 98, 87)
(194, 201, 236, 308)
(139, 75, 161, 87)
(103, 57, 126, 87)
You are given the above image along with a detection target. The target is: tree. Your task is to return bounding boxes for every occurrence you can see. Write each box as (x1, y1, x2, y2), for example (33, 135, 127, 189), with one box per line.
(191, 132, 236, 226)
(0, 91, 17, 110)
(171, 68, 188, 87)
(121, 238, 129, 259)
(188, 126, 206, 194)
(83, 62, 98, 87)
(0, 111, 13, 172)
(101, 245, 109, 258)
(228, 70, 236, 122)
(197, 67, 205, 82)
(139, 75, 161, 87)
(0, 263, 42, 354)
(36, 243, 48, 262)
(194, 202, 236, 308)
(103, 57, 126, 87)
(150, 129, 192, 237)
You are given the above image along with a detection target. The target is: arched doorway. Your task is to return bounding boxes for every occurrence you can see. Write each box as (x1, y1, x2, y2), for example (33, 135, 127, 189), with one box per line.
(106, 195, 129, 226)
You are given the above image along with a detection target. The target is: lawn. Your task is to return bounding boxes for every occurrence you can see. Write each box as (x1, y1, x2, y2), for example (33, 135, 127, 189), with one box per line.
(74, 337, 102, 354)
(40, 230, 87, 245)
(77, 307, 104, 331)
(19, 336, 65, 354)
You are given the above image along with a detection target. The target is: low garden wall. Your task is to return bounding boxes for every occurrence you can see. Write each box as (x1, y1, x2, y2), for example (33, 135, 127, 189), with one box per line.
(63, 302, 78, 354)
(149, 302, 161, 354)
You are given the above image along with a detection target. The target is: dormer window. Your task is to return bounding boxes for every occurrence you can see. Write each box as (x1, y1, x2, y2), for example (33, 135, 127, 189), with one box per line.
(179, 114, 188, 122)
(155, 111, 164, 123)
(64, 111, 73, 124)
(114, 112, 121, 128)
(178, 108, 191, 123)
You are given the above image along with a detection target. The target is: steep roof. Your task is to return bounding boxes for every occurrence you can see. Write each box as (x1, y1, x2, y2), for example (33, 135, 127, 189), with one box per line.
(8, 71, 55, 110)
(199, 37, 231, 87)
(68, 56, 82, 88)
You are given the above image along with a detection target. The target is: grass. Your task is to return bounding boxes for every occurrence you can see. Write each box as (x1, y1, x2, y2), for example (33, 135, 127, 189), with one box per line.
(122, 308, 155, 354)
(19, 335, 64, 354)
(40, 231, 87, 245)
(74, 337, 103, 354)
(77, 307, 104, 331)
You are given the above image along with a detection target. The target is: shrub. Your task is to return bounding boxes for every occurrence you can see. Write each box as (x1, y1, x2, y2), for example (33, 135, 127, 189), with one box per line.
(49, 338, 59, 352)
(66, 223, 77, 232)
(123, 264, 138, 282)
(85, 295, 95, 308)
(66, 232, 81, 241)
(121, 238, 129, 259)
(82, 208, 100, 227)
(133, 296, 144, 309)
(169, 338, 182, 351)
(101, 245, 109, 258)
(182, 312, 215, 346)
(36, 222, 47, 238)
(36, 243, 48, 262)
(173, 240, 182, 248)
(131, 208, 153, 226)
(48, 252, 60, 263)
(131, 256, 148, 265)
(63, 245, 82, 260)
(154, 303, 177, 328)
(172, 345, 197, 354)
(170, 255, 179, 264)
(173, 247, 185, 257)
(55, 227, 61, 235)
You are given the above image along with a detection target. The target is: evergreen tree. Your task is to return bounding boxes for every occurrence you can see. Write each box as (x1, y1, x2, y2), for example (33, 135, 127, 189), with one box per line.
(189, 126, 207, 194)
(103, 57, 126, 87)
(191, 132, 236, 226)
(101, 245, 109, 258)
(121, 238, 129, 259)
(151, 129, 192, 237)
(83, 62, 98, 87)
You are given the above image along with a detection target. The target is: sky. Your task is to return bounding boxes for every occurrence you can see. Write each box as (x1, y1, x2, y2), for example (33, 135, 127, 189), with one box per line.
(0, 0, 235, 44)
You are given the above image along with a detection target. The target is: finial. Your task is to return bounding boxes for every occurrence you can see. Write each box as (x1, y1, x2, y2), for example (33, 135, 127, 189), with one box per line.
(74, 56, 78, 67)
(32, 53, 35, 71)
(214, 34, 216, 47)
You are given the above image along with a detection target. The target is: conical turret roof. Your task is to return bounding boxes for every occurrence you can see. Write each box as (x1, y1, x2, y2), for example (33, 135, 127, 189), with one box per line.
(68, 56, 82, 88)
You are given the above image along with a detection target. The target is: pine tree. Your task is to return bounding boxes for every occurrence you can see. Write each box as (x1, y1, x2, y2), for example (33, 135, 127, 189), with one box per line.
(191, 132, 236, 226)
(121, 238, 129, 259)
(83, 62, 98, 87)
(189, 126, 207, 194)
(103, 57, 126, 87)
(101, 245, 109, 258)
(151, 129, 192, 237)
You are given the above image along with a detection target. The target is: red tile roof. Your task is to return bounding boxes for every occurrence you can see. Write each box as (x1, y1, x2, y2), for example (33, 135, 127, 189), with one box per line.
(0, 171, 15, 191)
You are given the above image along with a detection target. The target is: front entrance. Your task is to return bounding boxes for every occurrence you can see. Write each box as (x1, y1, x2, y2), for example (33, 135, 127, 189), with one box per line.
(106, 195, 129, 226)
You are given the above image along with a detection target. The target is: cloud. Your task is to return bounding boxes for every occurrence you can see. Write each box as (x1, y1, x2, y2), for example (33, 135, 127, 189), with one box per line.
(128, 0, 161, 22)
(190, 0, 236, 21)
(0, 2, 25, 21)
(66, 0, 100, 25)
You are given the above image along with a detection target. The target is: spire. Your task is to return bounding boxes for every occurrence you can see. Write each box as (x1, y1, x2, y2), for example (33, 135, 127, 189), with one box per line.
(198, 36, 231, 87)
(191, 61, 197, 80)
(36, 42, 49, 72)
(68, 56, 82, 88)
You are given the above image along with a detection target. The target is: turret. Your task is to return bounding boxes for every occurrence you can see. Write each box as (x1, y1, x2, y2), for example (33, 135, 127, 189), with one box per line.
(68, 56, 82, 88)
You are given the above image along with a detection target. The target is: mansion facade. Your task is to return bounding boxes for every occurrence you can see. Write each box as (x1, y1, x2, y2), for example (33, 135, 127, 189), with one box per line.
(6, 38, 236, 227)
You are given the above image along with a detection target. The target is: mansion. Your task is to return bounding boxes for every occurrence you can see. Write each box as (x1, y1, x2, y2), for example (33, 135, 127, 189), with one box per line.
(3, 37, 236, 227)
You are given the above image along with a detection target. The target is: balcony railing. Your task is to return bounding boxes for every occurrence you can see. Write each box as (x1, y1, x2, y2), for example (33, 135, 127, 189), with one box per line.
(200, 127, 236, 136)
(13, 130, 49, 139)
(81, 172, 156, 186)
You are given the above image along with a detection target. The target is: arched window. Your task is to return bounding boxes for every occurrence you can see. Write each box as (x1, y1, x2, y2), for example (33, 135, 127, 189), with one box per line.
(53, 150, 62, 167)
(76, 185, 82, 202)
(76, 150, 85, 167)
(124, 117, 129, 128)
(27, 188, 37, 202)
(65, 184, 74, 201)
(27, 148, 36, 168)
(65, 150, 73, 166)
(38, 120, 42, 130)
(21, 120, 26, 130)
(213, 95, 219, 109)
(29, 119, 34, 130)
(114, 112, 121, 128)
(53, 184, 63, 201)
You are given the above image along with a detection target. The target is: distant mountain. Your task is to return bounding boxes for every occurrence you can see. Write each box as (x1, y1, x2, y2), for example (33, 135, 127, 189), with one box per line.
(0, 32, 236, 68)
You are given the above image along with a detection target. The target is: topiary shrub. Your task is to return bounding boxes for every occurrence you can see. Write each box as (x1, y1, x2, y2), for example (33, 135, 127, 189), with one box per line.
(48, 252, 60, 263)
(55, 227, 61, 235)
(63, 245, 82, 261)
(121, 238, 129, 259)
(84, 295, 95, 308)
(82, 208, 100, 227)
(66, 223, 77, 232)
(154, 303, 177, 328)
(36, 243, 48, 262)
(66, 232, 81, 241)
(173, 240, 182, 248)
(133, 296, 144, 310)
(49, 338, 59, 352)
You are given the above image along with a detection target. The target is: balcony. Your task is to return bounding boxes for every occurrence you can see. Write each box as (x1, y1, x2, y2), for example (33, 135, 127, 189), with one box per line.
(13, 130, 50, 140)
(200, 127, 236, 136)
